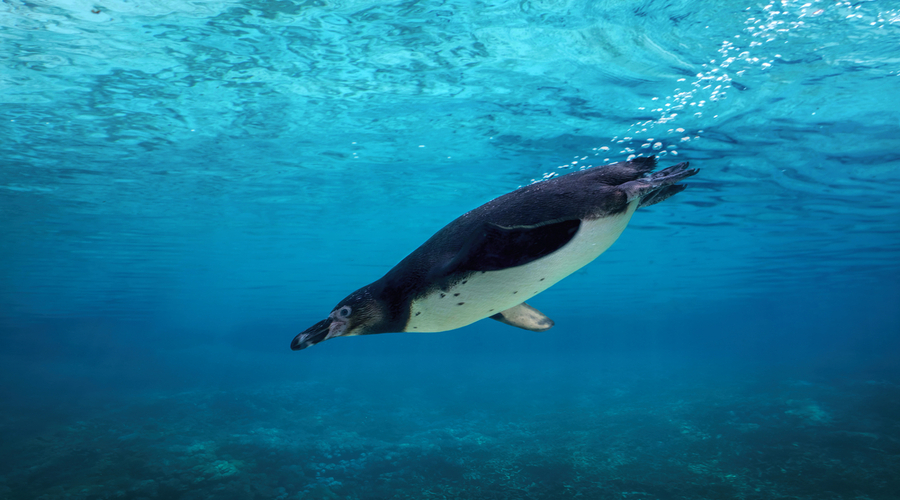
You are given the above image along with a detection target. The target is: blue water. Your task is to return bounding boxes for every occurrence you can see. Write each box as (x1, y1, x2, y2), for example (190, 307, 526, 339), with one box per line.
(2, 0, 900, 498)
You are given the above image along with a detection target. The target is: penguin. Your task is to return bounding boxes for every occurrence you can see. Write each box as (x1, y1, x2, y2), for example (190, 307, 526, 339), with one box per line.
(291, 156, 698, 351)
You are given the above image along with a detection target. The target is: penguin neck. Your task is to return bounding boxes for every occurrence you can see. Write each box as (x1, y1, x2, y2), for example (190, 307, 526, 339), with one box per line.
(363, 279, 412, 335)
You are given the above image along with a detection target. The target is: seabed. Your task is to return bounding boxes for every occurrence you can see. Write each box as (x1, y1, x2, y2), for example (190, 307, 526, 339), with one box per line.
(3, 372, 898, 500)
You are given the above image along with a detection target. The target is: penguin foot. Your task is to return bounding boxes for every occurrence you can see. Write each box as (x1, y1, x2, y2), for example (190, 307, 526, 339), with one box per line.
(621, 161, 699, 207)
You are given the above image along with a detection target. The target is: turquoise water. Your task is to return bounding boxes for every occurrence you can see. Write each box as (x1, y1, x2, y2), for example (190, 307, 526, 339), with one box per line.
(2, 0, 900, 498)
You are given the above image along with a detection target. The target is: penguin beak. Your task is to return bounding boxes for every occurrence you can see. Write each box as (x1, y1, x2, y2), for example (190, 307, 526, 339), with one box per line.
(291, 318, 332, 351)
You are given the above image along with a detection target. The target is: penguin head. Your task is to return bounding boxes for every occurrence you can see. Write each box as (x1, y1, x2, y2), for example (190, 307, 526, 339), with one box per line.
(291, 287, 387, 350)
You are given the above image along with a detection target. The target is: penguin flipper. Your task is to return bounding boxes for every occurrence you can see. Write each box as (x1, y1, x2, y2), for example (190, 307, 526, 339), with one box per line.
(490, 302, 555, 331)
(445, 218, 581, 274)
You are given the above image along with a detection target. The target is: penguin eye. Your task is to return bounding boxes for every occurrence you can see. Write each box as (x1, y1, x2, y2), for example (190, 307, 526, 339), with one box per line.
(337, 306, 352, 319)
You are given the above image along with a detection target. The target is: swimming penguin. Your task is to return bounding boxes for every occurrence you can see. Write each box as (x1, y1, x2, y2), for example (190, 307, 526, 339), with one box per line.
(291, 156, 698, 351)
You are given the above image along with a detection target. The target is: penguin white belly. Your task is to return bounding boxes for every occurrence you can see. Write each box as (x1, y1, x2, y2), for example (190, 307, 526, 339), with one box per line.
(405, 201, 639, 332)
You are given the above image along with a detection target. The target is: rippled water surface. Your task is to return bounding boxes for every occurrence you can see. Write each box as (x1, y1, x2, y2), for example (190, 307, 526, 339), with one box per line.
(2, 0, 899, 498)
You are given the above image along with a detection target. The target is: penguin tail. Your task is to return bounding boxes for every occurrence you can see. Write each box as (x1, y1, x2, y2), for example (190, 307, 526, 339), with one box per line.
(626, 155, 660, 175)
(620, 161, 699, 207)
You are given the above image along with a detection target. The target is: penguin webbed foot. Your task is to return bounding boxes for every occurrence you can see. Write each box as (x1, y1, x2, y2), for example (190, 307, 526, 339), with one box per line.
(621, 161, 699, 207)
(639, 183, 687, 207)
